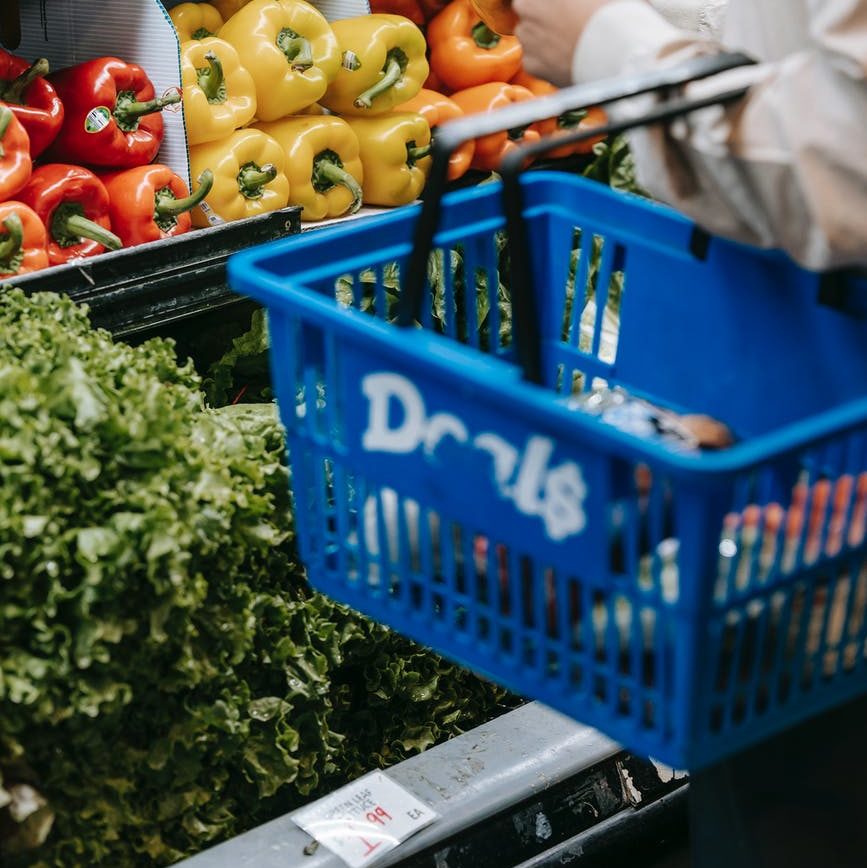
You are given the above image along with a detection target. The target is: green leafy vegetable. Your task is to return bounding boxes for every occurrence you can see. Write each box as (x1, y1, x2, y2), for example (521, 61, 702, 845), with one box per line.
(581, 135, 645, 197)
(332, 240, 511, 348)
(0, 290, 513, 867)
(202, 307, 272, 407)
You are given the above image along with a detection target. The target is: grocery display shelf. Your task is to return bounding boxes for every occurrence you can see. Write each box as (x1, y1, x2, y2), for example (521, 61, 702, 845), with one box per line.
(177, 702, 688, 868)
(176, 691, 867, 868)
(6, 205, 302, 340)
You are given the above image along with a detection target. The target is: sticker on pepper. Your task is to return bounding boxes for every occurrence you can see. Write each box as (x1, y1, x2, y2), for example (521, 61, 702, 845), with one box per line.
(198, 200, 225, 226)
(342, 51, 362, 71)
(84, 106, 112, 133)
(161, 87, 184, 113)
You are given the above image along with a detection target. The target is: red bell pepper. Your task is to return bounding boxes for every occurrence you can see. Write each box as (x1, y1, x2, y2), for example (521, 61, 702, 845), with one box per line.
(101, 164, 215, 247)
(369, 0, 425, 27)
(46, 57, 181, 169)
(0, 102, 30, 199)
(0, 51, 64, 157)
(373, 0, 451, 22)
(419, 0, 452, 20)
(424, 66, 448, 94)
(0, 201, 48, 277)
(18, 164, 122, 265)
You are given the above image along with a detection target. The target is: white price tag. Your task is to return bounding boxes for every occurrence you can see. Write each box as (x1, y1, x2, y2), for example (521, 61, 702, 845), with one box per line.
(292, 772, 438, 868)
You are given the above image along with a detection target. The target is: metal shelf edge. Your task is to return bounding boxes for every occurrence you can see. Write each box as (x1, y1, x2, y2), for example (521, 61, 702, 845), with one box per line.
(177, 703, 623, 868)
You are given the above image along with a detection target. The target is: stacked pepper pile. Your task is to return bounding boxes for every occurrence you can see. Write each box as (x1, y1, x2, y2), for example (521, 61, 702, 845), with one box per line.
(375, 0, 607, 175)
(0, 0, 608, 279)
(173, 0, 605, 223)
(0, 49, 214, 279)
(172, 0, 433, 223)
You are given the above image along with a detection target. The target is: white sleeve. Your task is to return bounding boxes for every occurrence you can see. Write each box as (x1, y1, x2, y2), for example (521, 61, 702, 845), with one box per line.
(650, 0, 728, 36)
(571, 0, 867, 271)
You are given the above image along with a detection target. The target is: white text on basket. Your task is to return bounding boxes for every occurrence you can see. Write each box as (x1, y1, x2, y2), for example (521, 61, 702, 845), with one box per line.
(361, 373, 588, 542)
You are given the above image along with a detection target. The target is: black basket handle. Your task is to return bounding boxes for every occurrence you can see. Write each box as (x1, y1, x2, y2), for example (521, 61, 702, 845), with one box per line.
(398, 51, 756, 340)
(500, 82, 752, 383)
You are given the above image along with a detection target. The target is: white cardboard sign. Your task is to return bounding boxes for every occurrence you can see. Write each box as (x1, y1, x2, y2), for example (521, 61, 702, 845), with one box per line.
(161, 0, 371, 21)
(292, 771, 438, 867)
(303, 0, 372, 20)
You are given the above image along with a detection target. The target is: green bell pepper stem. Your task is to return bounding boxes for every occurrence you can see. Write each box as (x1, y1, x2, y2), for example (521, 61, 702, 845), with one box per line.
(354, 55, 403, 110)
(0, 57, 50, 104)
(313, 155, 362, 214)
(238, 163, 277, 199)
(559, 109, 589, 128)
(191, 26, 215, 40)
(114, 90, 182, 128)
(472, 21, 501, 50)
(64, 215, 123, 250)
(197, 52, 226, 104)
(0, 104, 12, 156)
(277, 28, 313, 72)
(407, 143, 431, 163)
(155, 170, 214, 218)
(0, 213, 23, 263)
(53, 206, 123, 251)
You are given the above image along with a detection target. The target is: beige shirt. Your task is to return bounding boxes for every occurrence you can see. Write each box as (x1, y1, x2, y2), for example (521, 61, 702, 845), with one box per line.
(650, 0, 727, 36)
(572, 0, 867, 270)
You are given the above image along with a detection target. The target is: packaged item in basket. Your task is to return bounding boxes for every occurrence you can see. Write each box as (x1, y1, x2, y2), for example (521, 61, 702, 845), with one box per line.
(566, 386, 735, 453)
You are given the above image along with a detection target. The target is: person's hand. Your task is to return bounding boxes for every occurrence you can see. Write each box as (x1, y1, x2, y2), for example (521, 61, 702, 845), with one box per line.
(512, 0, 615, 86)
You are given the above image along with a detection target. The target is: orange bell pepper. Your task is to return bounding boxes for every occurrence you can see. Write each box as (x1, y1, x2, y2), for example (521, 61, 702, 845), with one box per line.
(102, 164, 214, 246)
(396, 88, 474, 181)
(0, 103, 31, 200)
(469, 0, 517, 35)
(449, 82, 540, 173)
(427, 0, 522, 92)
(0, 201, 48, 277)
(512, 69, 608, 159)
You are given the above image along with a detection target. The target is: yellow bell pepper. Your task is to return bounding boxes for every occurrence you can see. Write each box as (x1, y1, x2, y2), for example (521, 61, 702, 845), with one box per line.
(181, 38, 257, 146)
(169, 2, 224, 41)
(253, 115, 364, 221)
(188, 127, 291, 228)
(320, 14, 428, 116)
(344, 112, 431, 207)
(218, 0, 341, 121)
(211, 0, 252, 19)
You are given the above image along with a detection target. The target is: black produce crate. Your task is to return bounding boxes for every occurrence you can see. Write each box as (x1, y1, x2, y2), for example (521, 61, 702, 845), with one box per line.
(513, 788, 689, 868)
(7, 205, 302, 343)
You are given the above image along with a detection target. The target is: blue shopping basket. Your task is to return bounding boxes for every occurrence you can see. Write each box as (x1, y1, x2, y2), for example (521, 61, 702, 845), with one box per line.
(229, 56, 867, 770)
